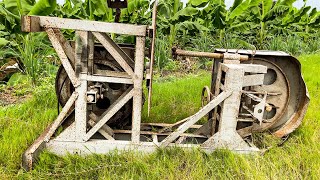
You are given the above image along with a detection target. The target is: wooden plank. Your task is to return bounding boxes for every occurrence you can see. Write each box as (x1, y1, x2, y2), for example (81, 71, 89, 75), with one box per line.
(74, 31, 89, 142)
(84, 74, 133, 84)
(175, 136, 186, 144)
(160, 91, 232, 147)
(152, 134, 158, 144)
(131, 36, 146, 144)
(84, 87, 134, 141)
(212, 63, 222, 135)
(93, 32, 134, 76)
(46, 28, 79, 87)
(158, 118, 189, 133)
(22, 15, 147, 36)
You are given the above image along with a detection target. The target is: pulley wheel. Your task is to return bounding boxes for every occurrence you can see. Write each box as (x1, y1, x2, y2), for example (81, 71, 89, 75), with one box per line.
(241, 58, 290, 132)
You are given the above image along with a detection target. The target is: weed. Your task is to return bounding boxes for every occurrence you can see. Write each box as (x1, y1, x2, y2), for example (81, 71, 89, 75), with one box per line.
(7, 33, 56, 86)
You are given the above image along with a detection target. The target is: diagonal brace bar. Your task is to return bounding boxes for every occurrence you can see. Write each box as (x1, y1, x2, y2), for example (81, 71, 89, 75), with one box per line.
(52, 29, 75, 66)
(46, 28, 79, 87)
(84, 87, 134, 141)
(159, 91, 232, 148)
(92, 32, 134, 76)
(22, 92, 78, 170)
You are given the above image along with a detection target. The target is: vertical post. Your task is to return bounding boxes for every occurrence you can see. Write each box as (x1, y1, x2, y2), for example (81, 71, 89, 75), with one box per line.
(218, 65, 244, 132)
(202, 64, 259, 151)
(87, 32, 94, 112)
(88, 32, 94, 75)
(131, 36, 146, 144)
(75, 31, 88, 142)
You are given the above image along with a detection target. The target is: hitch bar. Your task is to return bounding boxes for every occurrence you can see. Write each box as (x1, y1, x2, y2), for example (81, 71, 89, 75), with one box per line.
(172, 47, 249, 61)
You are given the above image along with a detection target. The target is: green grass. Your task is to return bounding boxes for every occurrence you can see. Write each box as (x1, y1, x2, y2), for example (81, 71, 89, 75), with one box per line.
(142, 72, 211, 124)
(0, 54, 320, 179)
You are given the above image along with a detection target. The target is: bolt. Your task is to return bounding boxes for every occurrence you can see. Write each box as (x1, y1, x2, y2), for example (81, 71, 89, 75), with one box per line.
(87, 95, 95, 103)
(265, 104, 273, 112)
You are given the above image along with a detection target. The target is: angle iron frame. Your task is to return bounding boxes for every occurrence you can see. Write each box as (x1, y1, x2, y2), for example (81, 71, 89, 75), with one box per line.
(21, 15, 266, 171)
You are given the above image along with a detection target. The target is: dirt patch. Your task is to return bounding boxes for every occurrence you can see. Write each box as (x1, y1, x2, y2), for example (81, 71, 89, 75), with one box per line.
(0, 87, 31, 106)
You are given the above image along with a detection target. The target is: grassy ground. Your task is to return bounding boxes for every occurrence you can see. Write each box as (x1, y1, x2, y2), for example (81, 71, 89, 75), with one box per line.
(0, 54, 320, 179)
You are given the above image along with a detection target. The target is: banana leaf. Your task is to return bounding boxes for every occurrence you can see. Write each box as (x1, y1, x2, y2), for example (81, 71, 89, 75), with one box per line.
(0, 37, 9, 47)
(28, 0, 57, 16)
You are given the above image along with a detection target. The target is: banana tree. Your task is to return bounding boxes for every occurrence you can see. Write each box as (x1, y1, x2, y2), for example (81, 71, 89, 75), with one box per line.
(157, 0, 183, 46)
(120, 0, 150, 24)
(295, 7, 320, 34)
(157, 0, 208, 46)
(0, 0, 56, 47)
(189, 0, 255, 48)
(247, 0, 297, 48)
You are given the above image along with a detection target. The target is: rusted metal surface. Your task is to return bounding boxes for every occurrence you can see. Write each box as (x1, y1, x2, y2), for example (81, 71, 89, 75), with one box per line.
(172, 47, 249, 61)
(245, 58, 290, 132)
(201, 86, 211, 108)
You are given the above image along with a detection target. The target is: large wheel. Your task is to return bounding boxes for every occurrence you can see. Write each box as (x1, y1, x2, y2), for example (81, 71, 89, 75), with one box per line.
(240, 58, 290, 132)
(238, 54, 309, 137)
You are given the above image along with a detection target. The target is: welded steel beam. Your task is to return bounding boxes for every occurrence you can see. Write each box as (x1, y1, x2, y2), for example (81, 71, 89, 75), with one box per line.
(46, 28, 79, 87)
(21, 16, 147, 36)
(131, 36, 146, 144)
(159, 91, 232, 147)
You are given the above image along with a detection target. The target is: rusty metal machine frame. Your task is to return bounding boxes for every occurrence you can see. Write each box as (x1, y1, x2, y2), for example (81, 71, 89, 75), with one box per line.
(21, 15, 148, 170)
(20, 14, 309, 171)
